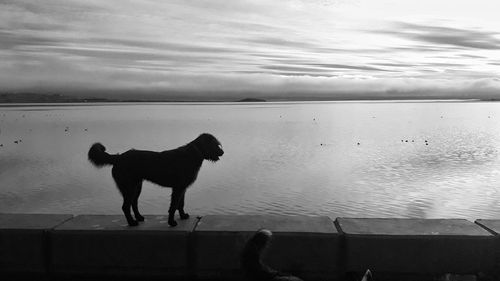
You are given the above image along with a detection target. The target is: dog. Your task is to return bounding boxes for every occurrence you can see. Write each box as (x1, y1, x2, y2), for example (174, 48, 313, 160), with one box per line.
(360, 269, 372, 281)
(87, 133, 223, 227)
(241, 229, 304, 281)
(242, 229, 372, 281)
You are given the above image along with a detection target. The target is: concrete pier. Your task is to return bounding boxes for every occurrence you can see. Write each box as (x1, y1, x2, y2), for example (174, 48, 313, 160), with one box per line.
(194, 215, 339, 280)
(475, 219, 500, 278)
(1, 213, 499, 280)
(337, 218, 494, 276)
(0, 213, 72, 274)
(475, 219, 500, 236)
(50, 214, 198, 278)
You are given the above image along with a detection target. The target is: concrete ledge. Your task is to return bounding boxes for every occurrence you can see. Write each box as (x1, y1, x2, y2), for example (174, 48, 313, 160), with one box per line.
(1, 213, 498, 280)
(475, 220, 500, 276)
(193, 215, 340, 281)
(0, 213, 72, 274)
(50, 215, 198, 278)
(337, 218, 494, 275)
(475, 219, 500, 236)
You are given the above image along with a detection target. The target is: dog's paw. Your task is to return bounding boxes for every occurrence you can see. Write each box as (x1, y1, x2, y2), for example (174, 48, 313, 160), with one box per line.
(168, 219, 178, 227)
(128, 220, 139, 227)
(180, 213, 190, 220)
(135, 215, 145, 222)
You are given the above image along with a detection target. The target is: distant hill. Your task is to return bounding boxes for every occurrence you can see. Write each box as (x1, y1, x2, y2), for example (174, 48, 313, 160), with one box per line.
(0, 93, 201, 103)
(0, 92, 235, 103)
(237, 98, 266, 102)
(0, 93, 112, 103)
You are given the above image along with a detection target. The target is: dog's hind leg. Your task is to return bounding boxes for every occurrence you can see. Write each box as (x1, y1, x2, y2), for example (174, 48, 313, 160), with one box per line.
(178, 189, 190, 220)
(132, 181, 145, 222)
(112, 167, 139, 227)
(121, 193, 138, 226)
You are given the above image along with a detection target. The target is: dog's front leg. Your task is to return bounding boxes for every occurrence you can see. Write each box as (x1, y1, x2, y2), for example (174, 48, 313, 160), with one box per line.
(168, 188, 183, 227)
(178, 189, 190, 220)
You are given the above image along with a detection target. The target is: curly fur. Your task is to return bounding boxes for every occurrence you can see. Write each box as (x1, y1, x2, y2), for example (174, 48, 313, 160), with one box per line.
(88, 143, 118, 167)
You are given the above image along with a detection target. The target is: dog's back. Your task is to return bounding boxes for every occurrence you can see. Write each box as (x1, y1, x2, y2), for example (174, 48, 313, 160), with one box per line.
(116, 146, 203, 187)
(88, 143, 203, 187)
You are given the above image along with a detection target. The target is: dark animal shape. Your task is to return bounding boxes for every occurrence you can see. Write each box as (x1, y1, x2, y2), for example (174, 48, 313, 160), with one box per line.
(241, 229, 303, 281)
(361, 269, 372, 281)
(242, 229, 372, 281)
(88, 133, 223, 227)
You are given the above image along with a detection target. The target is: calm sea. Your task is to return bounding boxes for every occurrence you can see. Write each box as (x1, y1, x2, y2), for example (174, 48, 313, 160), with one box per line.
(1, 101, 500, 220)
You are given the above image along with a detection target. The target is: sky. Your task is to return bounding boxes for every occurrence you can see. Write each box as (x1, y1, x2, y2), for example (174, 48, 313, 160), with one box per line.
(1, 0, 500, 100)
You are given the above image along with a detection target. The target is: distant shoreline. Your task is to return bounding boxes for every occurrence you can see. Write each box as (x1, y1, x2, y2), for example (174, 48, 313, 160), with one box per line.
(0, 92, 491, 105)
(0, 99, 487, 108)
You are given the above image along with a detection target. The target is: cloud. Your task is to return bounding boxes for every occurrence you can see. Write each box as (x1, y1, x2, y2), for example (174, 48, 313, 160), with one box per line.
(379, 22, 500, 50)
(306, 63, 389, 72)
(460, 54, 486, 59)
(1, 1, 500, 99)
(244, 37, 325, 51)
(0, 29, 60, 49)
(97, 38, 241, 54)
(373, 62, 417, 68)
(262, 65, 332, 73)
(3, 54, 499, 99)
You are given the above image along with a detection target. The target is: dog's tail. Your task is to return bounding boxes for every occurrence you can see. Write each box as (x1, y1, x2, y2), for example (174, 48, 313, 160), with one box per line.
(88, 143, 118, 167)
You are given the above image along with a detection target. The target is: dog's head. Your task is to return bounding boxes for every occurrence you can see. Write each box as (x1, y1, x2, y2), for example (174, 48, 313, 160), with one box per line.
(193, 133, 224, 162)
(251, 229, 272, 250)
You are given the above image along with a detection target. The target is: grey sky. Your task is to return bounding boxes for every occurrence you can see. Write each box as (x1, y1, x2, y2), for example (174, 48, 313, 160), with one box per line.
(1, 0, 499, 99)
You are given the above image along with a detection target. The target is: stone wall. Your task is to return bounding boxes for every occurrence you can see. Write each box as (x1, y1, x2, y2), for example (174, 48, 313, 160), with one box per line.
(1, 213, 498, 280)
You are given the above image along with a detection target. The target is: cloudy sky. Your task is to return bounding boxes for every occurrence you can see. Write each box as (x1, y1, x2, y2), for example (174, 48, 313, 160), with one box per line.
(1, 0, 500, 100)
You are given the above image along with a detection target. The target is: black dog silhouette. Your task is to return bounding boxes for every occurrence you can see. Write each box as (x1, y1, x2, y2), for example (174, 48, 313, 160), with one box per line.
(241, 229, 303, 281)
(242, 229, 372, 281)
(88, 133, 223, 227)
(361, 269, 372, 281)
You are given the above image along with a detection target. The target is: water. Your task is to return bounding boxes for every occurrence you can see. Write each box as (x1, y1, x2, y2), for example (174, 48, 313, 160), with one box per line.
(1, 101, 500, 220)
